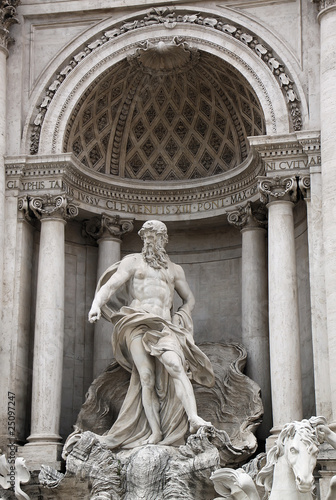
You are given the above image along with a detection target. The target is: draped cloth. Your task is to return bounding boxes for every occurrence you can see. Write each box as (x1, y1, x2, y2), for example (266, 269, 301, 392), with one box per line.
(96, 259, 215, 450)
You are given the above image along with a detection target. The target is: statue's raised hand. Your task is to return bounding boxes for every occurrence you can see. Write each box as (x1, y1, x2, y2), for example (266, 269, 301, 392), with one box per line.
(88, 304, 101, 323)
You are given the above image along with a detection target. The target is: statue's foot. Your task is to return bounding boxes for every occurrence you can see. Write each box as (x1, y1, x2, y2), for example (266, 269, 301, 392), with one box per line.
(141, 431, 162, 445)
(189, 416, 213, 434)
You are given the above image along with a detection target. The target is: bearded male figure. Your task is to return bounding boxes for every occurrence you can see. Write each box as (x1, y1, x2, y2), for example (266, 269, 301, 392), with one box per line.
(88, 220, 215, 449)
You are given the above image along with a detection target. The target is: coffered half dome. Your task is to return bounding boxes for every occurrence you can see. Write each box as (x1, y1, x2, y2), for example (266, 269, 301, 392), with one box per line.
(64, 41, 266, 182)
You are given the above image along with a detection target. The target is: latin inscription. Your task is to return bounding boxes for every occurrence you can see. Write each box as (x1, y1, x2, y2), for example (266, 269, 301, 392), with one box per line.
(6, 178, 258, 215)
(265, 156, 321, 171)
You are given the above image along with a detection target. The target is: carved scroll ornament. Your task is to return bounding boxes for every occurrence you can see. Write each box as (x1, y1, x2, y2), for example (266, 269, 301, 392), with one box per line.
(258, 176, 297, 204)
(82, 214, 134, 240)
(227, 201, 267, 229)
(18, 194, 79, 221)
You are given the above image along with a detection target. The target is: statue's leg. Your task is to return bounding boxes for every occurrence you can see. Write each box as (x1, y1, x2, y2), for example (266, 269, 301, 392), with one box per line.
(160, 351, 212, 433)
(129, 336, 162, 444)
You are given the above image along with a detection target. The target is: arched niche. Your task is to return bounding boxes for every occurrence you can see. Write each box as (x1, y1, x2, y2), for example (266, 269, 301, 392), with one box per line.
(24, 5, 308, 154)
(19, 6, 309, 222)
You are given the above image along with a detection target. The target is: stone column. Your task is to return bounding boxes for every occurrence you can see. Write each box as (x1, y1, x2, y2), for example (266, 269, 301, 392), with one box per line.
(0, 0, 20, 452)
(22, 195, 78, 468)
(299, 170, 331, 420)
(227, 202, 271, 441)
(316, 0, 336, 422)
(83, 215, 133, 378)
(259, 176, 303, 441)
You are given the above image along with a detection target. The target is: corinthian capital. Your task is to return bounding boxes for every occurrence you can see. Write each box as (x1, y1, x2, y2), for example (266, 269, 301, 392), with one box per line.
(18, 194, 79, 221)
(227, 202, 267, 230)
(82, 214, 134, 241)
(0, 1, 20, 50)
(258, 176, 297, 204)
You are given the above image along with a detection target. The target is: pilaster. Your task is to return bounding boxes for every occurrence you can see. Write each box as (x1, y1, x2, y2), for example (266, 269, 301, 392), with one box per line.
(299, 162, 331, 421)
(0, 0, 20, 453)
(83, 214, 133, 378)
(315, 0, 336, 423)
(227, 202, 271, 441)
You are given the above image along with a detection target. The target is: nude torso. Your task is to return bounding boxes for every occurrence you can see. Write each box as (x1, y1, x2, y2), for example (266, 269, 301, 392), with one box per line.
(128, 256, 175, 320)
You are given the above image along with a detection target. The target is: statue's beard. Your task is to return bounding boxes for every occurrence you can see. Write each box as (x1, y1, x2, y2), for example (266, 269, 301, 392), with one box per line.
(142, 241, 169, 269)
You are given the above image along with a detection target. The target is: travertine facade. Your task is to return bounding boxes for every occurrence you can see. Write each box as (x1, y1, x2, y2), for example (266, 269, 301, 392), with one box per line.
(1, 0, 336, 498)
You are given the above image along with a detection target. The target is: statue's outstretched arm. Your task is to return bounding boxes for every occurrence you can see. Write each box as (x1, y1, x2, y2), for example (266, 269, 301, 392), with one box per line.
(88, 257, 136, 323)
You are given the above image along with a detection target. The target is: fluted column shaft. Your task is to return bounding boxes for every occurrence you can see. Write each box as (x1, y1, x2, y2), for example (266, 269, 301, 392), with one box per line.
(319, 3, 336, 420)
(267, 199, 302, 429)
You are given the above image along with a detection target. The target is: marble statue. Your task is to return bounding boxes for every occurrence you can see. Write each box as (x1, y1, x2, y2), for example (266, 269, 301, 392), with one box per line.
(211, 418, 321, 500)
(0, 454, 30, 500)
(38, 331, 263, 498)
(88, 220, 215, 449)
(311, 417, 336, 500)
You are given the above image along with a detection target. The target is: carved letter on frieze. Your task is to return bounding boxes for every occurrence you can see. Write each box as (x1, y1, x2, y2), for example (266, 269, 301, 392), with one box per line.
(258, 176, 297, 204)
(82, 214, 134, 241)
(18, 194, 79, 221)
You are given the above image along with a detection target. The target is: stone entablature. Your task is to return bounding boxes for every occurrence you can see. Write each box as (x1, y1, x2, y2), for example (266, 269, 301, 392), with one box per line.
(249, 131, 321, 176)
(5, 153, 263, 221)
(6, 132, 320, 221)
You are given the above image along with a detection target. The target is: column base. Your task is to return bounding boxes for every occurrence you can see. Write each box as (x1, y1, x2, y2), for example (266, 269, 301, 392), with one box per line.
(20, 437, 63, 470)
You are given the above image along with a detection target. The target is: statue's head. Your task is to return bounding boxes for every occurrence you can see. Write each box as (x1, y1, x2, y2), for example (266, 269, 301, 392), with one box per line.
(138, 220, 168, 246)
(138, 220, 169, 268)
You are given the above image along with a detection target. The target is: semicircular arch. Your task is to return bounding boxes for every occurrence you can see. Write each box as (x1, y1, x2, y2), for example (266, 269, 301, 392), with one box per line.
(23, 6, 308, 158)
